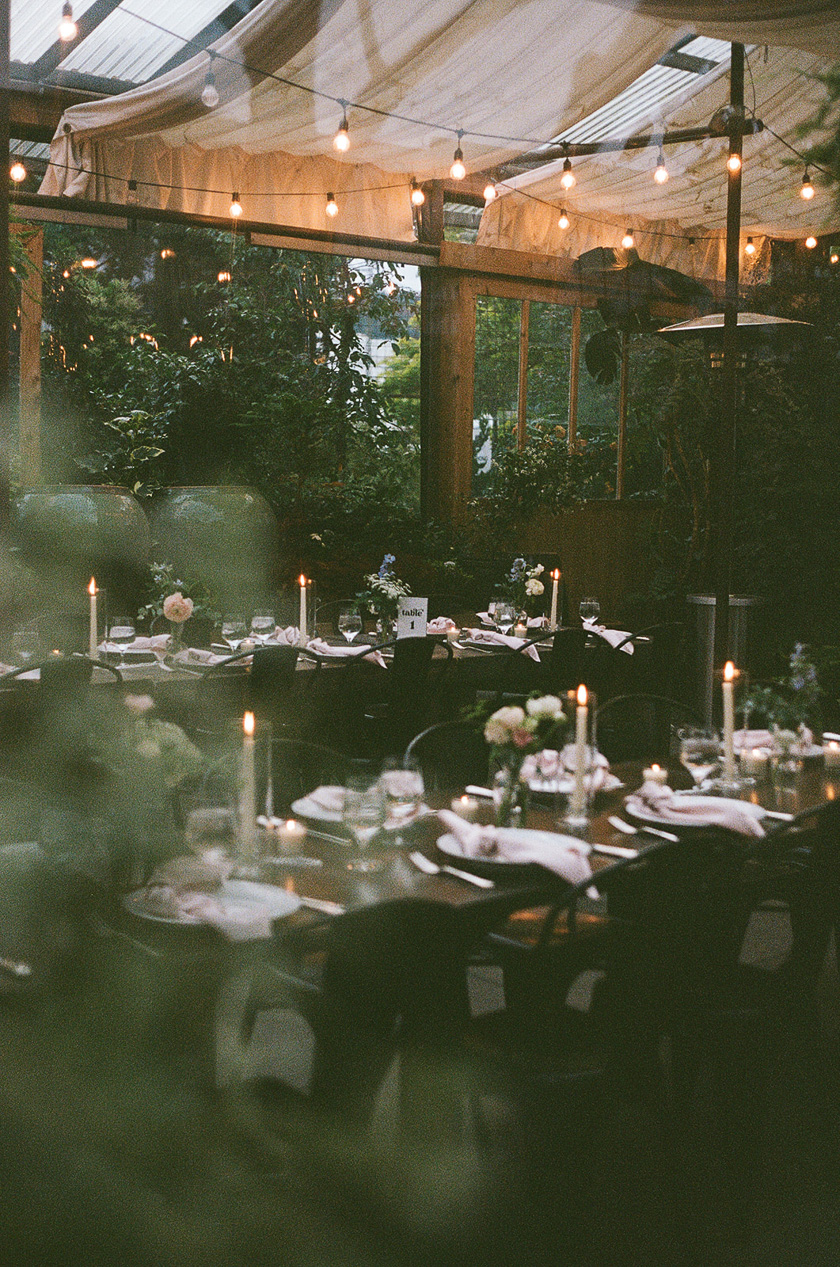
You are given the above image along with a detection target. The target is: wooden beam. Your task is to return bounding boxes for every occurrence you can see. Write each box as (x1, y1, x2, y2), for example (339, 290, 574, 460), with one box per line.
(16, 224, 42, 486)
(517, 300, 529, 450)
(568, 306, 580, 451)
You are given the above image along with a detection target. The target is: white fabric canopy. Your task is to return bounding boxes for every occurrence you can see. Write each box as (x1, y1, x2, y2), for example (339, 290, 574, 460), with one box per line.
(39, 0, 840, 260)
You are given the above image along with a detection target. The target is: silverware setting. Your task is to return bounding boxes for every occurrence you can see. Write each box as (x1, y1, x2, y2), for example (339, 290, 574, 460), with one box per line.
(409, 851, 495, 888)
(608, 815, 679, 843)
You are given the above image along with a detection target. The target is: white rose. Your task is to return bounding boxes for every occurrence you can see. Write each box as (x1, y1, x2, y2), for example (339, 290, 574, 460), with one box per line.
(525, 578, 544, 596)
(532, 564, 545, 576)
(526, 695, 563, 719)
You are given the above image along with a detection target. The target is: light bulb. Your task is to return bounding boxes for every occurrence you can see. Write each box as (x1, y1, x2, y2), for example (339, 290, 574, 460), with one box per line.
(9, 161, 26, 184)
(217, 270, 231, 283)
(621, 228, 635, 250)
(744, 236, 756, 256)
(483, 181, 496, 204)
(325, 192, 338, 217)
(831, 250, 839, 265)
(450, 144, 466, 181)
(126, 179, 138, 205)
(801, 170, 815, 201)
(653, 150, 668, 184)
(59, 2, 77, 41)
(160, 248, 176, 260)
(333, 112, 350, 153)
(805, 235, 818, 250)
(229, 192, 242, 217)
(558, 208, 570, 230)
(410, 179, 425, 207)
(727, 152, 742, 174)
(560, 157, 576, 190)
(201, 71, 219, 109)
(80, 257, 97, 269)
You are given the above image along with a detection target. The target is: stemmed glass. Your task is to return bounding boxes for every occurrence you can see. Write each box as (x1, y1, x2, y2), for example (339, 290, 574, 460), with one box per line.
(495, 603, 516, 634)
(342, 779, 387, 871)
(109, 615, 135, 665)
(678, 727, 721, 789)
(250, 610, 275, 644)
(579, 597, 600, 623)
(221, 615, 247, 651)
(338, 607, 363, 643)
(380, 764, 425, 842)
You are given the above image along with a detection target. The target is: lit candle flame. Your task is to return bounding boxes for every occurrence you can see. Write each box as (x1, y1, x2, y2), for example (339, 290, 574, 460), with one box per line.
(551, 568, 560, 580)
(723, 661, 737, 682)
(286, 819, 296, 830)
(298, 573, 307, 587)
(243, 711, 255, 737)
(651, 763, 660, 774)
(577, 684, 587, 706)
(88, 577, 97, 595)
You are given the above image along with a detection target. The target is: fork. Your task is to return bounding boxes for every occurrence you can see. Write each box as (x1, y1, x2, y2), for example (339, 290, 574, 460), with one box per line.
(409, 851, 495, 888)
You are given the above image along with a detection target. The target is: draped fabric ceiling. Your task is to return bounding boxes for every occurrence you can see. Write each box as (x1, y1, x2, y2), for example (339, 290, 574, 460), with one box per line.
(39, 0, 840, 279)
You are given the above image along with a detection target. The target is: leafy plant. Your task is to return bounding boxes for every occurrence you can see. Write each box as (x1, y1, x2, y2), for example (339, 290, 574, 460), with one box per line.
(76, 409, 166, 496)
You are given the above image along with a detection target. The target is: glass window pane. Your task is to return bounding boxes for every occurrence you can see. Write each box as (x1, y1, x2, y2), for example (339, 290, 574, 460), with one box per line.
(526, 301, 572, 431)
(577, 306, 621, 440)
(472, 296, 521, 494)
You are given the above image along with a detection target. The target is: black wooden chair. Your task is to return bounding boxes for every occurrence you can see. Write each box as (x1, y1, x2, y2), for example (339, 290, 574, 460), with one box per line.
(404, 720, 490, 794)
(594, 692, 702, 764)
(612, 621, 687, 697)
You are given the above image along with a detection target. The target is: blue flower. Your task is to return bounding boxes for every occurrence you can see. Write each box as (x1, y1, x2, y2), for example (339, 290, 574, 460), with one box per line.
(378, 553, 396, 578)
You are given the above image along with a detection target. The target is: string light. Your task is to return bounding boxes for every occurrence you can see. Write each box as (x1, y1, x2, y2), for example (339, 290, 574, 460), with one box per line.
(800, 169, 815, 201)
(9, 161, 26, 184)
(159, 248, 176, 259)
(831, 248, 839, 265)
(80, 257, 97, 269)
(483, 181, 496, 203)
(653, 149, 668, 184)
(805, 235, 817, 249)
(325, 191, 338, 217)
(217, 269, 231, 282)
(450, 131, 466, 181)
(410, 179, 425, 207)
(333, 103, 350, 153)
(744, 236, 755, 255)
(727, 152, 742, 174)
(621, 227, 635, 249)
(201, 69, 219, 109)
(560, 156, 576, 191)
(558, 208, 570, 230)
(59, 2, 78, 41)
(229, 192, 242, 217)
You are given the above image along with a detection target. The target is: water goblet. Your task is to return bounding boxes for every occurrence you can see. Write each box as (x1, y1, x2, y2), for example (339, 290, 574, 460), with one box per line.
(380, 764, 425, 839)
(495, 603, 515, 634)
(338, 607, 363, 643)
(109, 615, 136, 665)
(10, 625, 40, 665)
(678, 727, 721, 788)
(221, 615, 247, 651)
(579, 597, 600, 623)
(342, 780, 387, 872)
(250, 610, 275, 644)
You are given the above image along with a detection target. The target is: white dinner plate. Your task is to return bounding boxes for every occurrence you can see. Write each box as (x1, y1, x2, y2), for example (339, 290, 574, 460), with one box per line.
(437, 829, 591, 870)
(291, 794, 429, 831)
(123, 879, 301, 925)
(624, 795, 767, 831)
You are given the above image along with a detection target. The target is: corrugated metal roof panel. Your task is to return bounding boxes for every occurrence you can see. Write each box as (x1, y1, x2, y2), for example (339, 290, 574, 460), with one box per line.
(11, 0, 100, 63)
(57, 0, 231, 84)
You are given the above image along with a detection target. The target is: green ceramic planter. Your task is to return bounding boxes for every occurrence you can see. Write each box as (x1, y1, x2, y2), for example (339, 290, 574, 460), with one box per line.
(13, 484, 150, 589)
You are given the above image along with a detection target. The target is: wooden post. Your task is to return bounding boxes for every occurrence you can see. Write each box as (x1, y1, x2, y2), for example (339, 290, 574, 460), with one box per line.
(568, 305, 580, 450)
(616, 330, 629, 499)
(17, 224, 42, 486)
(420, 269, 476, 524)
(516, 299, 529, 450)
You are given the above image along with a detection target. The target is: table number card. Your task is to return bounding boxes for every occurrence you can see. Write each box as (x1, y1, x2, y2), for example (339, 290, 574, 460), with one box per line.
(397, 598, 428, 639)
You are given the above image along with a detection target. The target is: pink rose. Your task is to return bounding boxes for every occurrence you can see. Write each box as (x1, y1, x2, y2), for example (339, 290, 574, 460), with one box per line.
(162, 591, 194, 623)
(511, 728, 533, 749)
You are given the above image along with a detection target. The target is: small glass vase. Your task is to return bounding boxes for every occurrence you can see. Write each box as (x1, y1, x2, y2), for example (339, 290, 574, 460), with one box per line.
(167, 620, 185, 654)
(492, 765, 528, 828)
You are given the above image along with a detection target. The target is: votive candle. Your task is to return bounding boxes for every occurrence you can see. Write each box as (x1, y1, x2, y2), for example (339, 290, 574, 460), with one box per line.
(824, 741, 840, 770)
(88, 577, 98, 659)
(642, 763, 668, 784)
(740, 748, 770, 778)
(275, 818, 307, 853)
(451, 794, 479, 822)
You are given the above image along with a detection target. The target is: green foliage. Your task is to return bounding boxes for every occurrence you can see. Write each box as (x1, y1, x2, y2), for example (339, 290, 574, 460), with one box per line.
(137, 561, 221, 627)
(76, 410, 166, 496)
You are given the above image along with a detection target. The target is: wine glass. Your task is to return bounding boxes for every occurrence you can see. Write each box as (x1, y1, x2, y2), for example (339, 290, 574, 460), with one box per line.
(250, 610, 275, 644)
(678, 727, 721, 788)
(221, 615, 247, 651)
(109, 615, 135, 664)
(495, 603, 515, 633)
(338, 606, 363, 643)
(579, 597, 600, 624)
(10, 625, 40, 665)
(380, 764, 425, 837)
(342, 780, 387, 872)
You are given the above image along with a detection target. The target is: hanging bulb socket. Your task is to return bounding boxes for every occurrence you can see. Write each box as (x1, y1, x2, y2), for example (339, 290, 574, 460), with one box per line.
(333, 104, 350, 153)
(558, 208, 570, 230)
(801, 169, 815, 201)
(653, 149, 668, 184)
(325, 192, 339, 218)
(621, 227, 635, 250)
(229, 192, 243, 218)
(9, 161, 26, 184)
(450, 132, 466, 181)
(744, 236, 756, 256)
(59, 2, 78, 41)
(410, 179, 426, 207)
(201, 70, 220, 109)
(483, 181, 496, 204)
(560, 156, 576, 190)
(727, 152, 742, 174)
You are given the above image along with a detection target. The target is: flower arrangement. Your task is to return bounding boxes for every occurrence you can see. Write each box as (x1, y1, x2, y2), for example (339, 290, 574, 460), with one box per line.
(744, 642, 823, 733)
(504, 557, 545, 615)
(483, 694, 568, 824)
(162, 592, 193, 624)
(356, 553, 411, 632)
(138, 561, 220, 628)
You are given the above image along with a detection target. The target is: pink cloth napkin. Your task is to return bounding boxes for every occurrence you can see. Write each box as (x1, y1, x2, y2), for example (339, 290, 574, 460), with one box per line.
(427, 617, 457, 633)
(582, 619, 633, 653)
(520, 746, 622, 794)
(733, 728, 774, 752)
(268, 625, 301, 646)
(98, 634, 170, 656)
(306, 637, 386, 667)
(437, 810, 592, 884)
(624, 781, 766, 838)
(467, 629, 541, 661)
(173, 647, 228, 666)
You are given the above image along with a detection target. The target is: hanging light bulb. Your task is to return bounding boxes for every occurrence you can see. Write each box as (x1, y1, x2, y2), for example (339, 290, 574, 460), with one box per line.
(621, 227, 635, 250)
(800, 169, 815, 201)
(410, 179, 426, 207)
(333, 104, 350, 153)
(229, 192, 242, 217)
(727, 152, 742, 174)
(805, 235, 818, 250)
(201, 69, 219, 109)
(560, 156, 576, 191)
(325, 192, 339, 217)
(558, 208, 570, 230)
(653, 149, 669, 184)
(450, 132, 466, 181)
(483, 181, 496, 204)
(126, 179, 138, 205)
(831, 248, 839, 265)
(744, 236, 756, 256)
(159, 248, 176, 260)
(9, 161, 26, 184)
(217, 270, 231, 283)
(59, 2, 78, 41)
